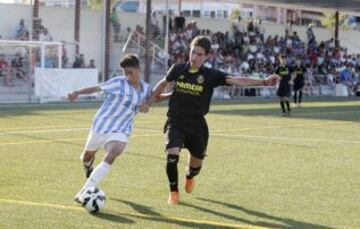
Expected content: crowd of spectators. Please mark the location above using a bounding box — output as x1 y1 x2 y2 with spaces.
165 18 360 95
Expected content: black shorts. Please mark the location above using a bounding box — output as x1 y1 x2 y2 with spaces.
277 84 291 97
163 118 209 160
293 81 304 91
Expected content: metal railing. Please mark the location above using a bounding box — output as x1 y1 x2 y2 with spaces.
122 30 167 68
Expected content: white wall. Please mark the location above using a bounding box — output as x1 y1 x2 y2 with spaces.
1 3 359 74
0 3 103 69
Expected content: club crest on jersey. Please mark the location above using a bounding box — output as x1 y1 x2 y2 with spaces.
197 75 204 84
179 75 185 80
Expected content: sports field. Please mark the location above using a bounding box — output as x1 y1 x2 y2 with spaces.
0 97 359 229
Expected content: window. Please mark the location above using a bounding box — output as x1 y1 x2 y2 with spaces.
182 10 191 17
114 1 139 12
192 10 200 18
203 11 210 18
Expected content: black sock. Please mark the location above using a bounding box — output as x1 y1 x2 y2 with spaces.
166 154 179 192
294 91 298 104
299 91 303 104
280 101 286 113
285 101 291 111
186 166 202 179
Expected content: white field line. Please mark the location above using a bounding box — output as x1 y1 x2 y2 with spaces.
0 127 160 135
0 133 163 146
213 121 351 133
0 198 263 229
212 133 360 145
0 120 353 136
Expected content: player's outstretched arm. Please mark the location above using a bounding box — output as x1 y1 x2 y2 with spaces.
225 74 279 87
68 85 101 102
148 78 172 105
156 92 173 102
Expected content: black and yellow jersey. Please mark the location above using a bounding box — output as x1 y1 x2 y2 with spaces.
275 65 293 86
165 63 228 122
293 65 306 83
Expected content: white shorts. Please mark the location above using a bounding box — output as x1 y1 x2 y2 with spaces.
84 130 129 151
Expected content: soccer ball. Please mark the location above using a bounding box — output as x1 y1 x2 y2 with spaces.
81 187 106 213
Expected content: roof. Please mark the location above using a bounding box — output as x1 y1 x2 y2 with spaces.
244 0 360 15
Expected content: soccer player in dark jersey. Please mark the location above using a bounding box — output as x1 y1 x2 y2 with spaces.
274 55 294 116
148 36 279 205
292 58 306 107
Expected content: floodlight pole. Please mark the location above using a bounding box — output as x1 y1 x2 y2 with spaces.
74 0 81 54
164 0 169 70
29 0 33 41
104 0 111 81
32 0 39 40
335 11 339 48
144 0 152 83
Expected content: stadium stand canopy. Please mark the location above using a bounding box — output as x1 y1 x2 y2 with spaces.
244 0 360 14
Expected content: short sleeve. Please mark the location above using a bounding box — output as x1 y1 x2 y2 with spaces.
100 76 124 95
165 64 182 82
274 67 280 75
208 68 229 88
144 83 152 101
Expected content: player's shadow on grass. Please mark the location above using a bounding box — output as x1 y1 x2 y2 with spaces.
92 211 135 224
111 198 234 228
195 198 334 229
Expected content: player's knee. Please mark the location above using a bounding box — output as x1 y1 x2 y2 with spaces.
167 154 179 164
81 151 95 162
189 166 202 176
104 149 122 164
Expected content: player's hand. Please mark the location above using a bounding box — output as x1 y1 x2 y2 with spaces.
139 102 150 113
264 75 279 86
67 91 79 102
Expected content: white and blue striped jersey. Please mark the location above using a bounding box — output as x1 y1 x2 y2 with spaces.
91 76 152 135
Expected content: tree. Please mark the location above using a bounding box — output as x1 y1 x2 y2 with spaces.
320 12 349 30
230 9 241 21
88 0 103 10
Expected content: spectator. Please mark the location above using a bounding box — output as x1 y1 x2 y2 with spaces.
174 12 185 31
15 19 27 39
39 28 53 42
33 17 43 40
73 54 85 68
61 43 68 68
87 59 96 68
306 24 316 47
0 54 12 86
10 53 27 81
44 51 55 68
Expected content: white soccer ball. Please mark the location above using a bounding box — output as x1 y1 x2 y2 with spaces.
81 187 106 213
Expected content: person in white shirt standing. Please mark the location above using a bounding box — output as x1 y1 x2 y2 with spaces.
68 54 166 203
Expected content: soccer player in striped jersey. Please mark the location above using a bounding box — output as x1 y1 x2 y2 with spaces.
68 54 165 203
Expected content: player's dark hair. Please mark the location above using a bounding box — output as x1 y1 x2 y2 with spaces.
120 54 140 68
190 36 211 55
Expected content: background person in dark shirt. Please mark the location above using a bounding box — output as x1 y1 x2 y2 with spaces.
274 55 294 116
148 36 279 205
292 57 307 107
174 12 185 31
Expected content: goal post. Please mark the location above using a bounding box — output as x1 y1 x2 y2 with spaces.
0 39 98 103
